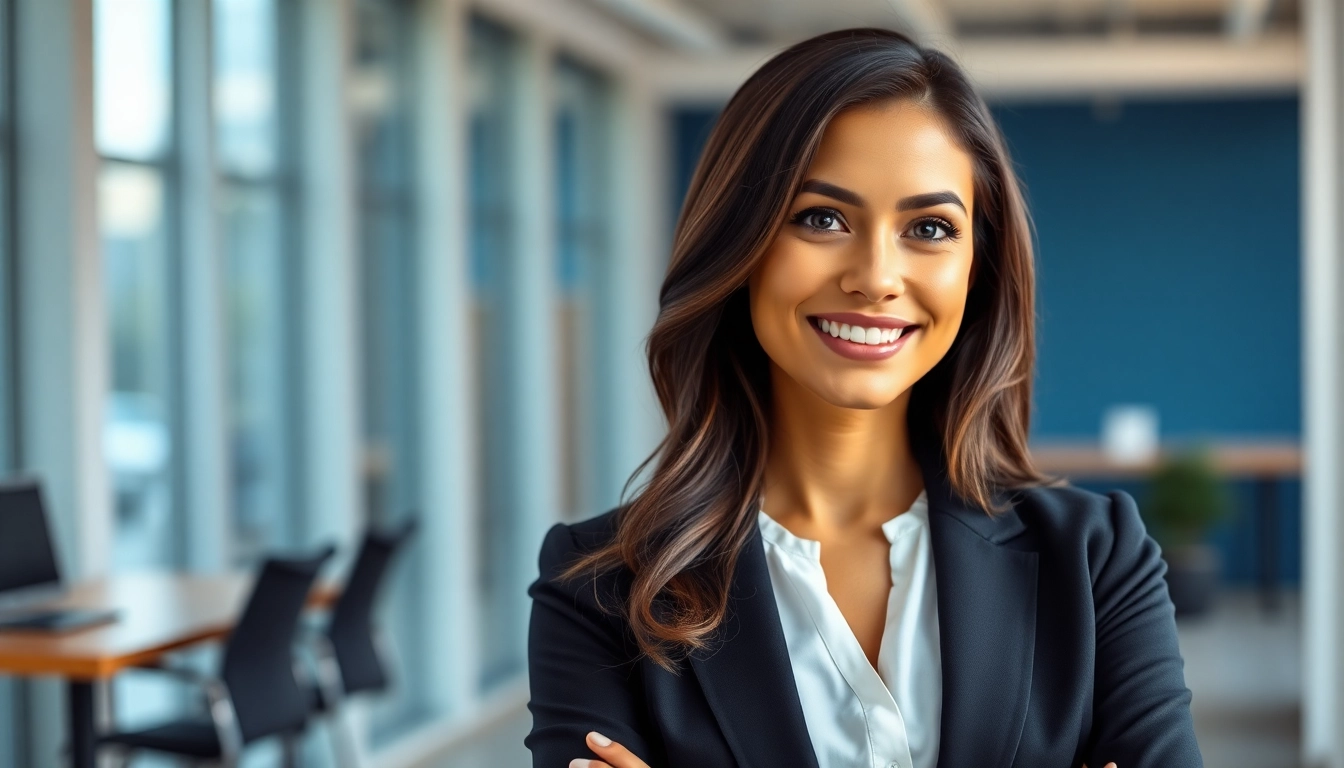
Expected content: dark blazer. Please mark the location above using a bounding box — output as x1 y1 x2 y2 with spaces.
525 434 1203 768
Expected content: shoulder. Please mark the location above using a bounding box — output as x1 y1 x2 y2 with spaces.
536 506 624 573
532 506 632 612
528 507 644 669
1007 483 1159 585
1009 483 1146 537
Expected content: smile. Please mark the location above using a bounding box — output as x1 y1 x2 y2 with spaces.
807 316 918 361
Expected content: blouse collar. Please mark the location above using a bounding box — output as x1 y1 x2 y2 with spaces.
756 489 930 561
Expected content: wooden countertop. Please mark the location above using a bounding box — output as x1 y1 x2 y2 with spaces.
1029 438 1303 479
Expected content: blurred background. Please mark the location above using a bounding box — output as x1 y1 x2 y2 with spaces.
0 0 1339 766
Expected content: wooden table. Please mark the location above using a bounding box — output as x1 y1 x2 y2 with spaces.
0 572 336 768
1030 438 1304 611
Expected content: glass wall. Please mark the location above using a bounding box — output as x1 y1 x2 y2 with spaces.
95 0 185 740
0 1 15 764
95 0 179 572
468 13 522 693
0 0 11 477
352 0 434 745
553 56 611 524
5 0 649 762
214 0 295 564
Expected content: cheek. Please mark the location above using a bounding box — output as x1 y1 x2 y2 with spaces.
751 242 826 338
915 252 974 321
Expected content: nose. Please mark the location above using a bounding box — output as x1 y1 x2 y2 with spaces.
839 225 905 303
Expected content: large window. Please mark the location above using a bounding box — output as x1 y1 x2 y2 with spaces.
468 14 523 691
95 0 184 739
95 0 178 572
553 56 612 524
352 0 433 744
214 0 294 564
0 3 15 762
0 0 12 476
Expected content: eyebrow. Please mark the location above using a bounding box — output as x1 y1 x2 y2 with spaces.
799 179 967 215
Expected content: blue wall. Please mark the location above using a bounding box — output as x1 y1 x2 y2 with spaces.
993 98 1301 439
670 96 1302 585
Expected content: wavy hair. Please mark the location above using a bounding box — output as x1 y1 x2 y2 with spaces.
558 26 1056 673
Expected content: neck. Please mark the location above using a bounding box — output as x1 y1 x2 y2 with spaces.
761 363 926 533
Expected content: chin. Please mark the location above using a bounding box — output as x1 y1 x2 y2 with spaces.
813 381 907 411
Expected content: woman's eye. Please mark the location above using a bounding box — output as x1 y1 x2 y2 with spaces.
908 217 960 241
791 207 846 233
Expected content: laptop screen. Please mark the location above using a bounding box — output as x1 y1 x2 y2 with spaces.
0 482 61 593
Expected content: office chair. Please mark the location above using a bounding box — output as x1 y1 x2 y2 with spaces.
98 544 336 768
306 518 418 768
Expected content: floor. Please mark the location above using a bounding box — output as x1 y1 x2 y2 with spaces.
1180 589 1302 768
425 588 1304 768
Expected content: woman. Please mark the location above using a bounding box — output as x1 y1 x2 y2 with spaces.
525 27 1202 768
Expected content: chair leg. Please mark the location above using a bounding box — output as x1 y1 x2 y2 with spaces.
327 710 363 768
280 734 299 768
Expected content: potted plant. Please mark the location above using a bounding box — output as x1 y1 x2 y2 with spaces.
1140 447 1231 617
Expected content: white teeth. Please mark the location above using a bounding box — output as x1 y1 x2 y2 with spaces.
817 319 909 346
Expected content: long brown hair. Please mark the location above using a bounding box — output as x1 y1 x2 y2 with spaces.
559 26 1055 673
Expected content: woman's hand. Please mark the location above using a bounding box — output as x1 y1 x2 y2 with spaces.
569 731 650 768
570 731 647 768
568 733 1118 768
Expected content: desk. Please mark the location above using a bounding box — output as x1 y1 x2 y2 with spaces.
1030 439 1304 612
0 572 336 768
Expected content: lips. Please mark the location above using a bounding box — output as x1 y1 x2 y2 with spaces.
807 315 919 362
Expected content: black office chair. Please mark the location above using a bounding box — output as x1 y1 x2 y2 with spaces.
98 544 336 768
306 519 418 768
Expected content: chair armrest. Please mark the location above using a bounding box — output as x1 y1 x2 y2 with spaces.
295 625 347 711
121 661 245 760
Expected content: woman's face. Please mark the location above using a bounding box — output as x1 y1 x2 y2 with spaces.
748 99 977 411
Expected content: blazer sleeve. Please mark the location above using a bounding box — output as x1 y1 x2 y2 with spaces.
1085 489 1204 767
524 521 661 768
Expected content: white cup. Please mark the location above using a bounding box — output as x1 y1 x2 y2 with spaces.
1101 404 1160 465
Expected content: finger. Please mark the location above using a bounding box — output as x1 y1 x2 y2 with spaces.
568 761 612 768
586 731 652 768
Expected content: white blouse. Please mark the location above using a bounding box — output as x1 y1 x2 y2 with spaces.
756 490 941 768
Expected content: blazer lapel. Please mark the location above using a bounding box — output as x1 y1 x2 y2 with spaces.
688 520 822 768
915 436 1039 768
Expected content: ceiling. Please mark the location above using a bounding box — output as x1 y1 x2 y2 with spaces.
580 0 1302 101
674 0 1299 44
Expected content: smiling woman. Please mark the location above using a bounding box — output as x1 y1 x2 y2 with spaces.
526 27 1202 768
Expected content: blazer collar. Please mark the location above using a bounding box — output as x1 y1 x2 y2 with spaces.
689 431 1038 768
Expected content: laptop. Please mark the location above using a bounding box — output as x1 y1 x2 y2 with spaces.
0 478 120 633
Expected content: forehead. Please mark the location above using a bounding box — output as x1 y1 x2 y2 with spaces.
804 100 975 204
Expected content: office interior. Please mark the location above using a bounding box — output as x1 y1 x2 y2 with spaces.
0 0 1342 766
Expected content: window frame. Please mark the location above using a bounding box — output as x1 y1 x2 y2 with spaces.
214 0 302 565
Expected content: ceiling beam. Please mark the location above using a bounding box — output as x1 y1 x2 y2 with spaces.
1225 0 1277 40
584 0 723 52
889 0 957 49
472 0 653 73
648 32 1303 103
